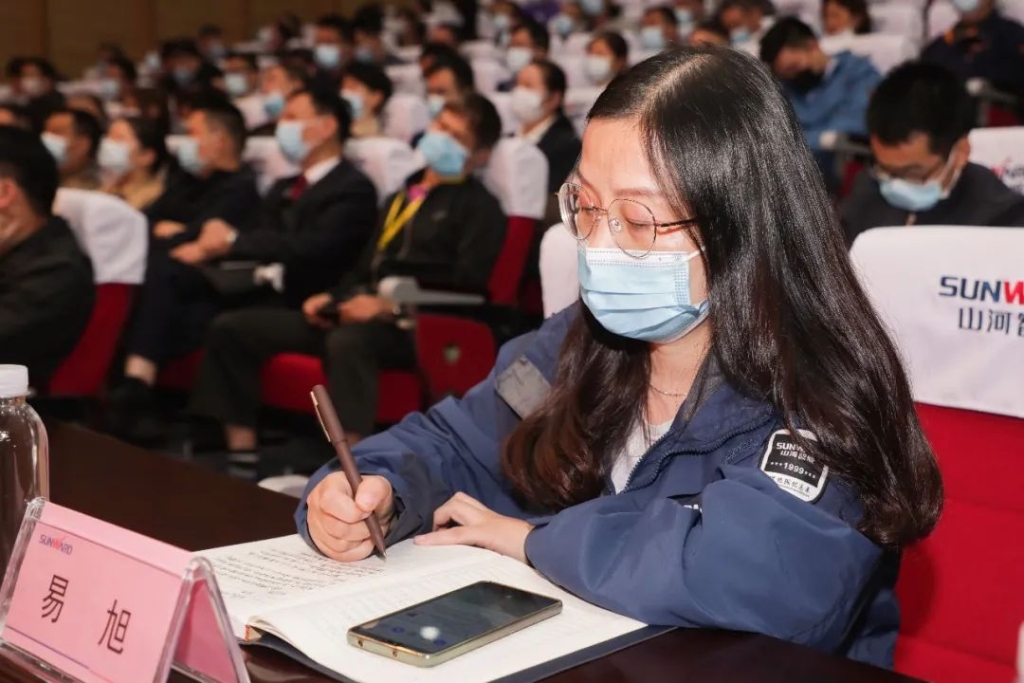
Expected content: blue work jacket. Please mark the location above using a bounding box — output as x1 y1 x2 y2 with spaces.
296 306 899 669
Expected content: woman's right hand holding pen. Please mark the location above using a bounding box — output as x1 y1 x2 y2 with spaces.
307 472 395 562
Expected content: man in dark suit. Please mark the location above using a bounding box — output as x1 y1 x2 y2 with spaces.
0 126 94 385
190 93 507 459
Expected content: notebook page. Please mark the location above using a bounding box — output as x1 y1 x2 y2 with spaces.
199 535 494 639
255 554 646 683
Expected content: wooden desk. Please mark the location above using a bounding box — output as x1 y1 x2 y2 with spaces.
0 422 921 683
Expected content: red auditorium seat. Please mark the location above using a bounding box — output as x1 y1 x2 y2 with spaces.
47 284 136 398
895 404 1024 683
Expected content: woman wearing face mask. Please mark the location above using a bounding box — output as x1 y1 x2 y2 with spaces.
822 0 872 37
100 117 171 211
340 63 394 139
585 32 629 87
299 47 943 670
512 59 581 194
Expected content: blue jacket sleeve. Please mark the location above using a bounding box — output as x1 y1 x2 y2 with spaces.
524 463 883 652
800 53 880 150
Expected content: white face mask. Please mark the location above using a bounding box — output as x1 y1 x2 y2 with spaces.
510 87 545 126
585 55 613 84
21 76 45 97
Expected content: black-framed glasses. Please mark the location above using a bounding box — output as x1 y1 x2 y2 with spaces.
557 182 697 258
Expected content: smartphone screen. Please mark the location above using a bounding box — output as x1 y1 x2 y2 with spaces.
349 582 561 656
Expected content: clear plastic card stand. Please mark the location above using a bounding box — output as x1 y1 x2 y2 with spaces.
0 498 251 683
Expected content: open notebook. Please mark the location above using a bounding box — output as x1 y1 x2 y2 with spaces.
198 536 662 683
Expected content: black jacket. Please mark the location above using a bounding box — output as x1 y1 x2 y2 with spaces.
536 113 582 194
145 166 261 247
330 170 507 300
841 162 1024 246
229 159 379 306
922 11 1024 95
0 216 94 384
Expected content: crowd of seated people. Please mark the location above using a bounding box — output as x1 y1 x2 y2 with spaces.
0 0 1022 472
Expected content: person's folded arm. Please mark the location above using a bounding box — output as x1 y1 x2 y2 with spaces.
0 253 91 359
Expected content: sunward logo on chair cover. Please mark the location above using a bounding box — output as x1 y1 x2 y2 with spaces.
992 157 1024 193
939 276 1024 305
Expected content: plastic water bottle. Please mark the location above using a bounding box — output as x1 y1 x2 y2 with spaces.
0 366 49 570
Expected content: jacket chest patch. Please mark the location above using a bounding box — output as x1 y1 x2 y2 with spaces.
495 355 550 419
759 429 828 503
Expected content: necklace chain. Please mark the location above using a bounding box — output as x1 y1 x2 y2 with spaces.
649 383 688 399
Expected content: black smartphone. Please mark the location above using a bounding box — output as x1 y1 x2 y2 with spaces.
347 581 563 667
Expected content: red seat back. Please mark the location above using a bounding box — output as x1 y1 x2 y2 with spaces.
487 216 537 307
47 284 135 398
895 403 1024 683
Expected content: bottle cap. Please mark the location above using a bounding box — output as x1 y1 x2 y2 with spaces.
0 365 29 399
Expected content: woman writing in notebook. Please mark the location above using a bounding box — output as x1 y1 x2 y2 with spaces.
297 47 943 669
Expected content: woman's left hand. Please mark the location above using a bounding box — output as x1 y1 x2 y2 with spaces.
415 493 534 564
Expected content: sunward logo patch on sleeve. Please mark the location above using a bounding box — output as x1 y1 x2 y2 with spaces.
759 429 828 503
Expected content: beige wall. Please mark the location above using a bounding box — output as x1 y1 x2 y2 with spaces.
0 0 380 82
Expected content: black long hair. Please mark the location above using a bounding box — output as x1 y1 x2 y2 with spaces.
502 47 942 549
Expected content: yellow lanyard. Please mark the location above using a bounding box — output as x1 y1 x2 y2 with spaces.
377 191 425 252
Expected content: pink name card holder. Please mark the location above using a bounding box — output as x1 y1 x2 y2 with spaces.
0 498 250 683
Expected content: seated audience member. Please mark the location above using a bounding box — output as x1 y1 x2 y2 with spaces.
760 17 879 184
689 19 731 46
43 108 103 190
841 62 1024 244
396 8 429 48
504 19 552 88
109 100 261 438
99 56 141 112
513 60 581 193
190 93 507 452
418 42 463 75
160 39 220 98
491 0 528 45
921 0 1024 95
585 31 630 86
551 4 583 39
8 57 65 131
198 24 227 63
822 0 872 37
425 55 476 118
89 42 127 78
429 22 462 48
341 63 393 139
0 105 33 130
100 117 171 211
0 126 94 384
717 0 771 44
222 53 267 130
352 5 403 66
582 0 625 32
673 0 706 31
252 64 308 135
66 94 109 131
640 6 682 51
258 13 303 54
312 14 354 91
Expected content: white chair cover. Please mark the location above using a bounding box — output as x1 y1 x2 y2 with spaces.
461 40 502 62
53 189 147 285
564 87 603 137
344 137 420 206
385 64 426 97
487 92 519 135
234 93 270 131
471 60 511 94
540 223 580 318
927 1 960 40
968 126 1024 194
870 3 925 44
850 225 1024 418
242 136 300 195
552 55 590 90
482 138 549 219
382 93 431 143
820 33 916 74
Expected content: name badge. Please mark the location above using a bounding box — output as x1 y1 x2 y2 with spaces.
0 499 248 683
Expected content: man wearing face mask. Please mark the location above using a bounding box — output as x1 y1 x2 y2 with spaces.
760 18 878 184
352 6 403 67
639 6 682 52
159 40 220 99
311 14 354 93
108 99 261 441
921 0 1024 95
841 62 1024 245
717 0 772 45
189 94 506 458
42 108 103 190
7 58 65 131
0 126 94 385
340 63 394 139
424 55 476 120
500 19 551 92
251 65 308 136
222 53 267 130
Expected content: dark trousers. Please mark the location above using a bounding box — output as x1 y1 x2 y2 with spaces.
189 309 416 436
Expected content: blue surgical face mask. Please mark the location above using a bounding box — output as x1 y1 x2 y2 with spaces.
952 0 980 13
578 246 710 343
585 55 613 83
224 73 250 98
263 91 286 118
315 44 342 69
41 133 67 168
341 90 365 120
552 13 575 37
98 138 132 176
493 13 512 31
506 46 533 72
675 8 694 27
98 78 121 100
730 27 752 44
878 155 958 212
174 137 204 176
641 26 668 50
416 130 469 177
581 0 605 16
426 94 446 119
275 120 310 165
355 46 376 63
